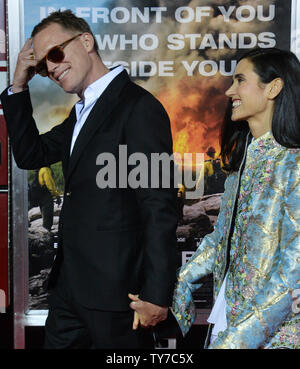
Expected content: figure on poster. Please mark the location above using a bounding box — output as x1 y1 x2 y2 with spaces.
176 183 185 222
203 146 226 195
0 10 178 349
171 48 300 349
28 166 61 232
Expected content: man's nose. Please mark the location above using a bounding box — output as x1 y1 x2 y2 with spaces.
46 59 59 75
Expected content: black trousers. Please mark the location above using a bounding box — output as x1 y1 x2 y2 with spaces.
44 266 154 349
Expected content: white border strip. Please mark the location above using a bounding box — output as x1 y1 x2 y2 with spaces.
7 0 28 350
291 0 300 58
8 0 24 83
0 70 7 95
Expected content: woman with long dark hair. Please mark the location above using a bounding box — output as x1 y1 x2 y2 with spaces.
171 48 300 349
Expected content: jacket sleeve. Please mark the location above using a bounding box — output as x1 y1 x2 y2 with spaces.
125 92 179 307
210 159 300 349
171 174 235 336
0 87 68 169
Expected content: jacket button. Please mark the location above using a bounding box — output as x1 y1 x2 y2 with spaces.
66 192 71 197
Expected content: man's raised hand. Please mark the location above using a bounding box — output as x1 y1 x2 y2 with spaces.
12 38 37 93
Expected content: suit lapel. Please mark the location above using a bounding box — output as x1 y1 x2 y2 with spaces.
61 106 76 178
65 70 130 187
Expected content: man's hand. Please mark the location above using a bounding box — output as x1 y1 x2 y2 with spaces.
128 293 168 330
12 38 37 93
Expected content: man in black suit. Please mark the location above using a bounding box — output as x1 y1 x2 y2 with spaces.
1 10 178 349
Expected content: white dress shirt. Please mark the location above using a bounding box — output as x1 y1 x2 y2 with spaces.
70 65 124 154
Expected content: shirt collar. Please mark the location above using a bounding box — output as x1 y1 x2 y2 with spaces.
76 65 124 109
247 130 281 157
250 130 273 147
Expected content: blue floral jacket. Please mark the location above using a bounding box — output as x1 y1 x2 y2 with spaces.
171 131 300 349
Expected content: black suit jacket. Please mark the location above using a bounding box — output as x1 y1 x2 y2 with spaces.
1 71 178 311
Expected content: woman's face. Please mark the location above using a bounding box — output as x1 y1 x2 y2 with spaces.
225 58 271 124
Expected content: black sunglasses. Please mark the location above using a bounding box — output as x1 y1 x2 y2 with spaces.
35 33 82 77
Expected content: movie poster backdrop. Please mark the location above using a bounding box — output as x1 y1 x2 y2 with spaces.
24 0 291 310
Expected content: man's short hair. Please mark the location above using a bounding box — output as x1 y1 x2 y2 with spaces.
31 9 99 54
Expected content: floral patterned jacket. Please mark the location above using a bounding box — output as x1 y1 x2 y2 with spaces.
171 131 300 349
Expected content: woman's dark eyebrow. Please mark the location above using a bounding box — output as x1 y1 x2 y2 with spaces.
233 73 245 80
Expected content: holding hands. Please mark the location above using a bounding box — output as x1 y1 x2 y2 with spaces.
128 293 168 330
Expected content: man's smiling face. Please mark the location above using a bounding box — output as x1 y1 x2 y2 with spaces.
33 23 93 98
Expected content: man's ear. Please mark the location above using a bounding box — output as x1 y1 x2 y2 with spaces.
268 77 283 99
81 32 94 53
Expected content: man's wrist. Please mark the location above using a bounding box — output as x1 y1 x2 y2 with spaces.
10 84 28 94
